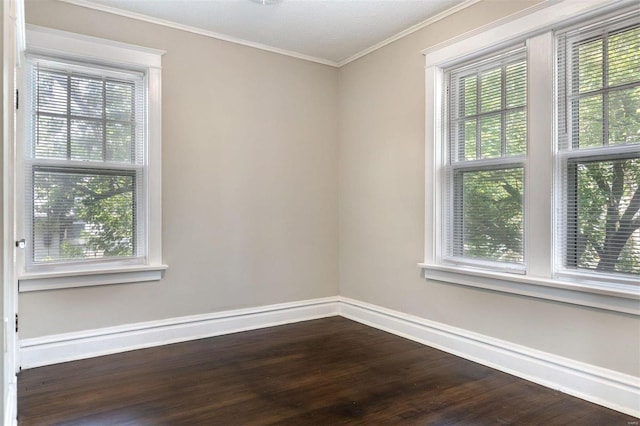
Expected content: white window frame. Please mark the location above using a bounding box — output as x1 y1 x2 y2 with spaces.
419 0 640 315
443 47 528 273
17 25 167 291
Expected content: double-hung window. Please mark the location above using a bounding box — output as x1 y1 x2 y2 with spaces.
18 26 166 291
422 1 639 314
557 14 640 282
445 48 527 272
25 58 144 267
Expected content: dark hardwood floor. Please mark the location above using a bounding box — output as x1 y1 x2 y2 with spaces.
18 317 636 425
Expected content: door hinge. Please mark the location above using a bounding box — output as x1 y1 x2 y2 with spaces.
15 313 18 333
15 89 19 110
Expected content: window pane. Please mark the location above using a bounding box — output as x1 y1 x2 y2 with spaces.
36 70 67 115
506 110 526 155
576 38 603 93
608 25 640 87
575 94 603 148
464 119 477 161
33 169 135 263
70 119 103 161
480 68 502 112
106 122 133 162
106 81 134 121
35 115 67 159
506 60 526 108
608 87 640 145
70 75 103 118
568 158 640 275
463 76 477 116
458 168 524 263
480 114 501 158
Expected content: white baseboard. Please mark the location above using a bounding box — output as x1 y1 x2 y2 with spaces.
19 296 339 369
338 296 640 418
4 381 16 426
18 295 639 418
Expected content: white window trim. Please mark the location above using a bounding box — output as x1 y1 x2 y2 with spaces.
420 0 640 315
17 25 167 291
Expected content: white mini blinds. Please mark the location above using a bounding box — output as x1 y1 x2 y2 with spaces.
24 56 147 269
422 2 639 314
556 12 640 278
445 48 527 270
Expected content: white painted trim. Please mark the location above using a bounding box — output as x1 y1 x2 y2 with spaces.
525 32 554 280
26 24 165 69
18 296 640 417
19 296 339 369
421 0 635 65
419 264 640 315
20 26 166 291
18 264 168 292
338 297 640 418
57 0 483 68
4 382 16 426
336 0 481 67
57 0 339 67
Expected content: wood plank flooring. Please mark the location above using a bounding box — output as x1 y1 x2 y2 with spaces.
18 317 636 425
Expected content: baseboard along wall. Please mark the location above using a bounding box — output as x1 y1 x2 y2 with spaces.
20 297 340 369
337 297 639 419
19 296 640 418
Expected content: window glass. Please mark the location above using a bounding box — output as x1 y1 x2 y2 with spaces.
26 59 145 268
446 49 527 267
559 18 640 277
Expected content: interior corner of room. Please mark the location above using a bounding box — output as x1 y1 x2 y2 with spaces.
2 0 640 424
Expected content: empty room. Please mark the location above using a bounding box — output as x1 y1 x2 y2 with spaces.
1 0 639 424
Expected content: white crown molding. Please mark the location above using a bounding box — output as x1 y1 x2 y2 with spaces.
56 0 483 68
337 0 482 67
57 0 340 67
338 297 640 418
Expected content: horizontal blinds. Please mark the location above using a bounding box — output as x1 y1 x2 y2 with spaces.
24 56 146 266
445 48 527 266
448 48 527 163
557 13 640 277
26 57 146 164
452 167 524 264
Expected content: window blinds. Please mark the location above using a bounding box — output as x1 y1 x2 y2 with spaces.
445 48 527 268
557 12 640 277
25 56 146 267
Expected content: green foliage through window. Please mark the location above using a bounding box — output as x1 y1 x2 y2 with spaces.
28 60 142 265
448 49 527 265
565 21 640 276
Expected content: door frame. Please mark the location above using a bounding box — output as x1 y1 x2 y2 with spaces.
3 0 24 423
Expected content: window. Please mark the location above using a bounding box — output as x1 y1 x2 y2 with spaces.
445 48 527 271
421 1 639 314
557 16 640 281
18 26 166 291
26 58 144 267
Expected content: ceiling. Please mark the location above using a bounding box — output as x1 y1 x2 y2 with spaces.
61 0 476 66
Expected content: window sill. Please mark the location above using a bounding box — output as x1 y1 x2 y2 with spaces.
418 263 640 315
18 264 168 292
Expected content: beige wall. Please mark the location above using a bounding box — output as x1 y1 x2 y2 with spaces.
338 0 640 377
21 0 339 337
19 0 640 379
